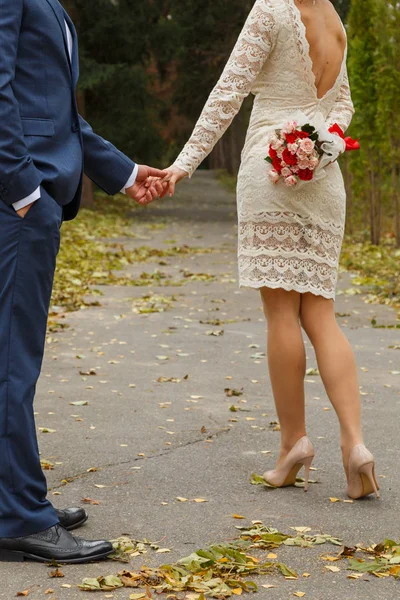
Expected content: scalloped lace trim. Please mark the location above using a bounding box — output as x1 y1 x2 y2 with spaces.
238 212 343 298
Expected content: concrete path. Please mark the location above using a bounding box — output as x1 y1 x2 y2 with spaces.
1 172 399 600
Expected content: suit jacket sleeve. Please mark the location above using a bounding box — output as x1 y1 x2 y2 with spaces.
0 0 43 206
79 116 136 195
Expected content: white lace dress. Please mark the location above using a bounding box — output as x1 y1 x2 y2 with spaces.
173 0 354 299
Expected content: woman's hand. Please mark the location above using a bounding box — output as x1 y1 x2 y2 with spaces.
161 165 189 198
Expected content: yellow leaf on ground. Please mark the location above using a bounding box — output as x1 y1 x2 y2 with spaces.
231 589 243 595
293 592 306 597
325 566 340 572
194 498 208 503
267 553 278 559
261 585 277 589
329 497 341 503
232 514 246 519
176 497 188 502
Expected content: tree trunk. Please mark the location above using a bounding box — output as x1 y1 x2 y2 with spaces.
76 90 94 208
369 152 381 246
393 162 400 248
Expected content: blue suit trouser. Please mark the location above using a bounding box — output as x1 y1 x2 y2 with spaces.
0 191 62 537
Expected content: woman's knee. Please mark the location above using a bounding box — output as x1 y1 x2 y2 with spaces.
260 287 301 324
300 293 335 340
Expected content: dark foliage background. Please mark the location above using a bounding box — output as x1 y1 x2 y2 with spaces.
64 1 400 246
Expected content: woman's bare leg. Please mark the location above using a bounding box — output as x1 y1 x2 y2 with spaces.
261 287 307 464
300 293 364 470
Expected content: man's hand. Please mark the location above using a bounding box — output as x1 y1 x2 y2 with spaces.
16 201 35 218
126 165 168 205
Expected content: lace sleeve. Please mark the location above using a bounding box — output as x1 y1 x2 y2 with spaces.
173 0 277 177
326 67 355 133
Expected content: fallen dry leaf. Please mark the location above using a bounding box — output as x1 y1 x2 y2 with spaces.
49 568 65 578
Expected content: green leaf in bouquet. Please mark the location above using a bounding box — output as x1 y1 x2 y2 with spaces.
301 124 316 135
265 156 273 164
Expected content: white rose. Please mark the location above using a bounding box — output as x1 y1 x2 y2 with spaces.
268 169 280 184
285 175 298 187
287 143 299 154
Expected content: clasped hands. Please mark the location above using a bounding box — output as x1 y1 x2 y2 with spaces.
126 165 188 205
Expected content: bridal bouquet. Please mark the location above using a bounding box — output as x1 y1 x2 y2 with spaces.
265 112 360 188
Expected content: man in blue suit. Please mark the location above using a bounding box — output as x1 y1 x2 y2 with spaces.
0 0 166 563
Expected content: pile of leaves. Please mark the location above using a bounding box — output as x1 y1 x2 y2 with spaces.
77 524 339 597
347 538 400 578
52 194 213 317
77 524 400 597
53 195 135 314
339 237 400 315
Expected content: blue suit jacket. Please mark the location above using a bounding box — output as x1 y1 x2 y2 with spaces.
0 0 136 221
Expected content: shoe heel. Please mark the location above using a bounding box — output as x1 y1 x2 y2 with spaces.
360 462 380 499
302 456 314 493
0 550 24 562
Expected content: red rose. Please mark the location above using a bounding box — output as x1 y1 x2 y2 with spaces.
282 148 298 166
298 168 313 182
296 130 310 139
272 157 283 173
285 132 298 144
269 147 278 159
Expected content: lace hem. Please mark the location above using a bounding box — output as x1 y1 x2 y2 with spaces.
238 211 343 298
239 276 337 300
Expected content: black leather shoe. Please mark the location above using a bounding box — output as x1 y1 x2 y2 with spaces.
56 507 88 531
0 524 113 564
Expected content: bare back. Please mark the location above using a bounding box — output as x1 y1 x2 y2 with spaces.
295 0 347 99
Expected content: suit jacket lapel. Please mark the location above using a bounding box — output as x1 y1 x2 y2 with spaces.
44 0 72 75
63 11 79 86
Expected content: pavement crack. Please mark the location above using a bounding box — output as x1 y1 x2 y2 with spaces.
48 426 231 491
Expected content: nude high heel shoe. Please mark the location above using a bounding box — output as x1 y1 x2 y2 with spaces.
347 444 380 500
263 436 315 492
